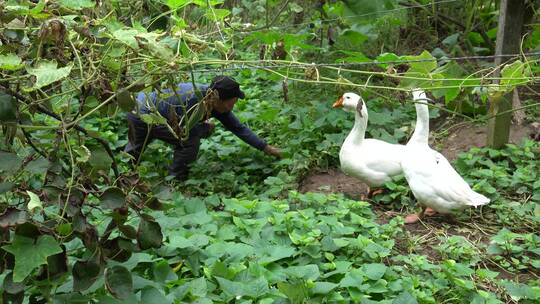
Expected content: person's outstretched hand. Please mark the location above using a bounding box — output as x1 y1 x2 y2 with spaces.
201 120 215 138
264 145 282 158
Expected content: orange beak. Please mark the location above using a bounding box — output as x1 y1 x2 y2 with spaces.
332 96 344 108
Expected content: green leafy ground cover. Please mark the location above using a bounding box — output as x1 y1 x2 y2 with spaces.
68 78 539 303
57 144 540 303
1 64 539 304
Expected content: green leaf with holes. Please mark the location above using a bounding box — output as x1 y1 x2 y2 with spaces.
135 32 174 61
405 50 437 73
501 60 529 92
3 234 62 282
26 61 73 91
113 29 139 49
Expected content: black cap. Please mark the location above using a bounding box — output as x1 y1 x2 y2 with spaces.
209 76 245 100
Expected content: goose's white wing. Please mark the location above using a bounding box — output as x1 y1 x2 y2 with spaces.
361 139 404 173
340 139 405 186
403 146 490 212
431 151 487 206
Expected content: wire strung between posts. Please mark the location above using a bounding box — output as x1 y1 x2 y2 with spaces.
190 52 540 73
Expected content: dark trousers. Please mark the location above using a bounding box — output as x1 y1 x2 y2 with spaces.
124 113 206 180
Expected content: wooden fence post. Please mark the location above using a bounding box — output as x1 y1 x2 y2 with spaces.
487 0 526 149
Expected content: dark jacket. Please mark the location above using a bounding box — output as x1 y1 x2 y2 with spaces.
135 83 267 150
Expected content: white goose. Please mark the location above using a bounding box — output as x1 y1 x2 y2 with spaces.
402 90 490 223
333 93 405 196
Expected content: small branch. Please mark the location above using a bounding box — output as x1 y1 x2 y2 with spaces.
265 0 269 27
21 126 48 159
224 0 290 32
399 1 495 52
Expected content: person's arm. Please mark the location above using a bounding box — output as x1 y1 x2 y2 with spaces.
215 111 267 150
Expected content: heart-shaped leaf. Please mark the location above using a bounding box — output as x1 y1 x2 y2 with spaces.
100 187 125 210
141 286 171 303
116 89 135 112
0 208 27 228
102 237 133 262
216 276 269 298
56 223 72 236
25 157 50 175
311 281 338 294
73 260 101 292
0 182 14 194
137 217 163 250
88 146 112 171
2 272 25 294
363 263 387 280
393 291 418 304
282 264 320 280
277 281 308 303
501 280 540 301
119 224 137 239
104 265 133 300
0 92 16 123
26 190 43 212
153 260 178 283
406 50 437 74
0 151 22 173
